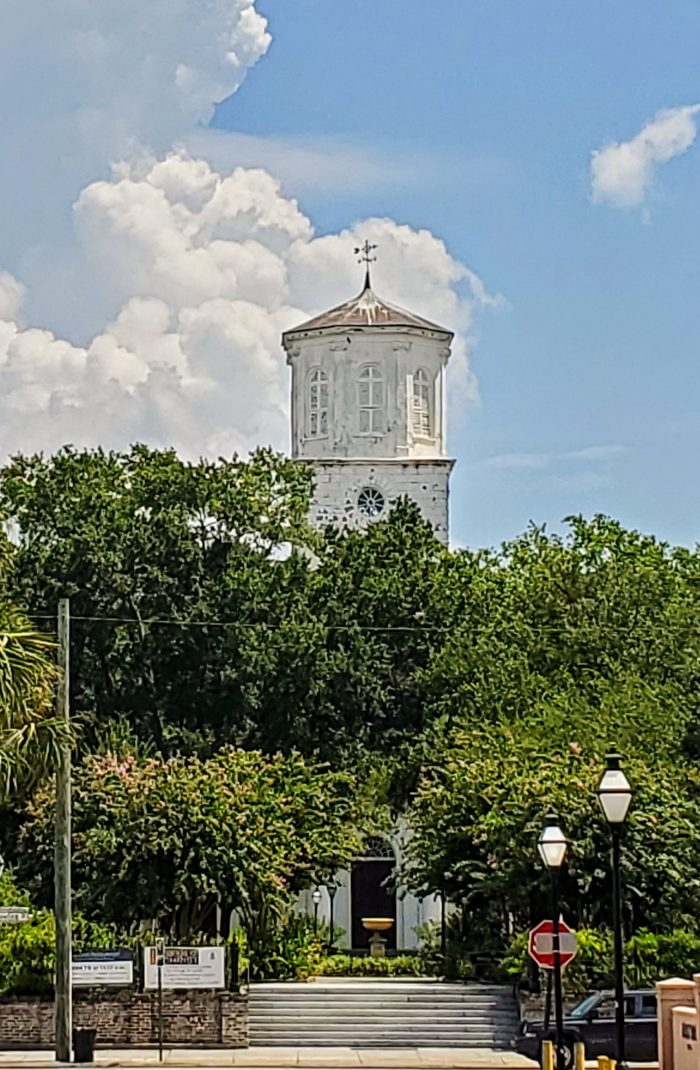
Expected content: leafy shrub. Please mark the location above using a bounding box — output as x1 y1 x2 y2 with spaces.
502 928 614 996
0 872 141 997
0 911 55 996
228 927 250 984
249 912 326 981
415 919 476 981
317 954 423 977
502 927 700 996
562 929 614 995
0 908 123 997
0 872 31 909
626 929 700 986
499 930 530 985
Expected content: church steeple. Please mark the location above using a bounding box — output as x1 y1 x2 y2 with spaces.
281 250 455 544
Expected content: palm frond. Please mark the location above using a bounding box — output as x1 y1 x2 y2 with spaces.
0 605 65 800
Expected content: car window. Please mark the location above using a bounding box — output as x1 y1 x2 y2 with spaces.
640 995 657 1018
569 995 599 1019
596 999 616 1019
624 996 636 1018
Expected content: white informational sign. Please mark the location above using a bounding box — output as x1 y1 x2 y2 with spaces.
0 907 31 924
72 950 134 986
144 946 225 990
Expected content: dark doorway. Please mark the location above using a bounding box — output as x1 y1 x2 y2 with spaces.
350 838 397 950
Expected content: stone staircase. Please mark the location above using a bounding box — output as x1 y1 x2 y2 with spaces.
248 979 520 1048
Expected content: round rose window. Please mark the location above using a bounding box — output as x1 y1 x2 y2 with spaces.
357 487 385 519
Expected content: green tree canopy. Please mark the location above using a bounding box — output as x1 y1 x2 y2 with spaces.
5 443 700 947
403 517 700 944
0 445 316 754
20 747 361 954
0 446 453 763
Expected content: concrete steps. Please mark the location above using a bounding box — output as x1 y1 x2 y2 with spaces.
248 980 520 1048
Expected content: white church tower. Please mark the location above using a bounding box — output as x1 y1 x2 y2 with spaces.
285 247 450 949
282 244 454 543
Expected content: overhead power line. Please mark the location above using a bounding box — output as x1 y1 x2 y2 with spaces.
27 613 440 634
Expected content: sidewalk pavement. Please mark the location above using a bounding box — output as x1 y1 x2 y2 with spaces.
0 1049 539 1069
0 1052 659 1070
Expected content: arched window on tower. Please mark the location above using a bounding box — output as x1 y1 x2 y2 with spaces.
307 367 329 438
358 365 384 434
412 368 432 437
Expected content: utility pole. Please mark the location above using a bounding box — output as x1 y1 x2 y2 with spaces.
55 598 72 1062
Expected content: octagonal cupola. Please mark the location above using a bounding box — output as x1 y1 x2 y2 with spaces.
283 267 453 463
281 248 455 543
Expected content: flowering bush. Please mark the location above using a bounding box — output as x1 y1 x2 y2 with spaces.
20 748 361 969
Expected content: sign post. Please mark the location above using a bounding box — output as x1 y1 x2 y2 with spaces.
528 919 578 970
155 939 165 1064
54 597 72 1065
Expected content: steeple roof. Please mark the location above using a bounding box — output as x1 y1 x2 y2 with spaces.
283 280 453 339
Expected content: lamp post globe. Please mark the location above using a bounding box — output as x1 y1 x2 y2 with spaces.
538 816 568 870
312 888 321 935
597 752 632 825
598 752 632 1070
538 814 568 1070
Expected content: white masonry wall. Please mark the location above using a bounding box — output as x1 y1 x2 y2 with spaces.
309 458 453 545
287 329 450 462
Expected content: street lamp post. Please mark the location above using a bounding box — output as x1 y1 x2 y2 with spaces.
325 879 338 953
538 814 568 1070
597 752 633 1069
312 888 321 936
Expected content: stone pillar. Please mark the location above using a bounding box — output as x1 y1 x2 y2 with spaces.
672 1006 699 1070
657 978 697 1070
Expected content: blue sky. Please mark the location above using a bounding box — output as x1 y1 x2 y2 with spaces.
213 0 700 550
1 1 698 552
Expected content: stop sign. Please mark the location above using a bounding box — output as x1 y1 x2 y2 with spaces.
528 919 578 970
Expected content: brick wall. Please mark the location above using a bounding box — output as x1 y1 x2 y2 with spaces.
0 991 248 1050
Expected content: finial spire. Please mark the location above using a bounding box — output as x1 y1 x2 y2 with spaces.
354 239 378 290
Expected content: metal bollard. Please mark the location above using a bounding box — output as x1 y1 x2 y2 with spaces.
597 1058 609 1070
574 1042 585 1070
542 1039 555 1070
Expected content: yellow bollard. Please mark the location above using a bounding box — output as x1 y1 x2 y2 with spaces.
542 1039 555 1070
608 1061 616 1070
598 1057 610 1070
574 1042 585 1070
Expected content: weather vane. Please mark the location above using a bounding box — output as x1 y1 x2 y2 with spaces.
354 239 378 289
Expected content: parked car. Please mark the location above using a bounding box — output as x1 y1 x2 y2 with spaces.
514 989 658 1067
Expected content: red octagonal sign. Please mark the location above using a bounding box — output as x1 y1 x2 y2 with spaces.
528 919 578 970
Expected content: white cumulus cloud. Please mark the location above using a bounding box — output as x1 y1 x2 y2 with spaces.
0 154 486 459
0 0 271 308
0 1 489 462
591 104 700 208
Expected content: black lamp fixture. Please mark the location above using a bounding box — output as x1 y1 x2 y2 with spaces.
538 814 568 1070
325 878 338 953
597 752 633 1069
